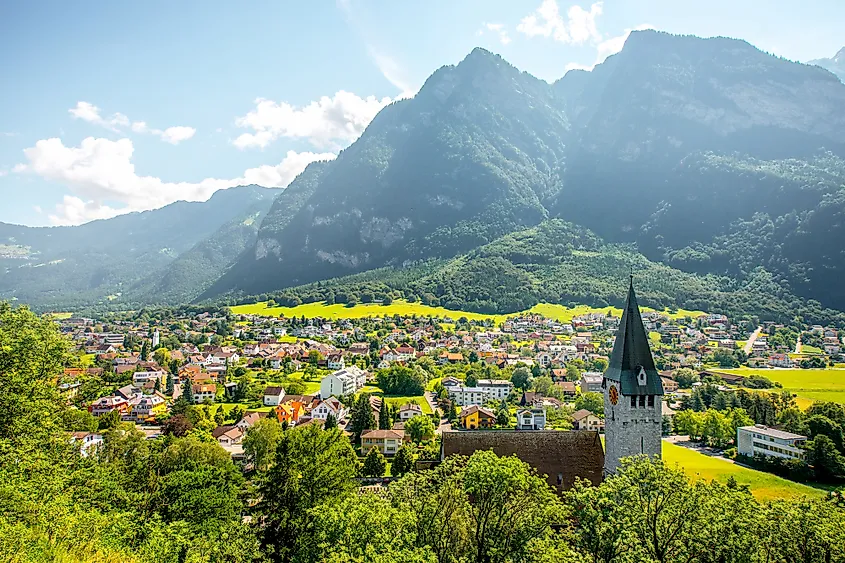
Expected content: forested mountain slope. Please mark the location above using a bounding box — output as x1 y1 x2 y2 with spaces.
213 30 845 314
0 185 276 309
809 47 845 82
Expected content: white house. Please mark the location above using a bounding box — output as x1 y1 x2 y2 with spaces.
737 424 807 461
132 370 167 388
516 408 546 430
70 432 104 457
263 386 286 406
311 397 348 421
327 354 345 370
192 384 217 403
398 403 423 421
320 366 367 398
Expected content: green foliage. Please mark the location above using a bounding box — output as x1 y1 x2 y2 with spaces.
392 444 415 477
405 416 436 444
243 417 284 472
575 392 604 416
362 447 387 477
377 365 427 396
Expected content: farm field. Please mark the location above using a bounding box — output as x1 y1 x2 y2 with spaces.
662 441 824 501
231 300 706 324
722 368 845 406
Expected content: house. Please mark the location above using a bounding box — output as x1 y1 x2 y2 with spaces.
130 394 167 422
383 345 416 363
660 376 679 393
516 408 546 430
320 366 367 398
70 431 104 457
555 381 578 398
459 405 497 429
361 429 406 456
192 384 217 403
312 397 348 421
572 409 604 432
438 352 465 365
275 401 307 426
398 403 424 421
212 425 244 447
347 342 370 355
768 354 793 368
737 424 807 461
580 372 603 394
326 354 345 370
89 396 129 416
132 370 167 388
236 412 262 432
263 386 286 406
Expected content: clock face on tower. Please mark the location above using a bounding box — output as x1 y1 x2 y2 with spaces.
608 384 619 405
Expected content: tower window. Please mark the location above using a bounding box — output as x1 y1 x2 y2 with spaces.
638 395 646 407
630 396 637 408
648 395 655 407
557 473 563 486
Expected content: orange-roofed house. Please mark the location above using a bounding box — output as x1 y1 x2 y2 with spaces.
275 401 306 426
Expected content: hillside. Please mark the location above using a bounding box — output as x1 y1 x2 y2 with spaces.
0 185 277 309
208 31 845 317
235 219 845 326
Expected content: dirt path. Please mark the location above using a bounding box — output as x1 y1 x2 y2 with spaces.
743 326 762 355
795 334 802 354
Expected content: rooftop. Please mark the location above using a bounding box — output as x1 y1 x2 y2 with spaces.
740 425 807 441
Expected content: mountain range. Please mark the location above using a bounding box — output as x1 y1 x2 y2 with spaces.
809 47 845 82
5 30 845 324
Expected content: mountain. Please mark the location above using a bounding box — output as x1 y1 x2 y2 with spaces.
809 47 845 82
0 185 277 309
209 30 845 317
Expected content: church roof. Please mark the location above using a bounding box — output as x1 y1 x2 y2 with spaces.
603 277 664 396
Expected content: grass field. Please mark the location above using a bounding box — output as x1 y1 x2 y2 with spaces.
723 368 845 406
46 311 73 319
662 441 823 501
381 395 433 414
232 300 707 324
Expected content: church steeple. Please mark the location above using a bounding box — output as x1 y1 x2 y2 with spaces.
602 276 664 475
604 276 664 396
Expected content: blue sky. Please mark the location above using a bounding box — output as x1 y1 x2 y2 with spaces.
1 0 843 226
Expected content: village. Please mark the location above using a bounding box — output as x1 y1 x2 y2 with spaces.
54 301 845 486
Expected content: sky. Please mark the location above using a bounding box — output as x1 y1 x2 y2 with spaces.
1 0 843 227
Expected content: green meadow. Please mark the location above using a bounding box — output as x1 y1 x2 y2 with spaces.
722 368 845 407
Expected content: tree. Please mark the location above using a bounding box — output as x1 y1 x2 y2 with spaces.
448 400 459 423
379 399 391 430
161 414 194 437
496 407 510 427
807 434 845 483
324 413 338 430
140 340 150 361
153 347 171 367
377 365 427 395
256 424 358 563
533 375 554 396
349 394 377 442
182 380 194 403
243 417 284 473
462 450 565 563
97 408 122 431
575 392 604 416
802 415 844 451
465 373 478 388
512 366 532 391
674 368 699 389
468 350 479 363
405 415 436 443
565 363 581 381
165 371 174 395
392 444 415 477
362 446 387 477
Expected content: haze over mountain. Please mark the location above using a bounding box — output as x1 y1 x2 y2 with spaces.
809 47 845 82
206 30 845 317
0 185 277 309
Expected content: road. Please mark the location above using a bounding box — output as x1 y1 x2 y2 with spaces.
795 334 802 354
743 326 762 355
425 390 451 433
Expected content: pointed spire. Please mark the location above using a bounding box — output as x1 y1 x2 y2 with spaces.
603 277 664 395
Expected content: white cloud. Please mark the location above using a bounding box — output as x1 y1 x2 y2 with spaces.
160 126 196 144
233 90 393 150
481 22 512 45
367 48 418 99
14 136 334 225
69 101 196 145
517 0 603 44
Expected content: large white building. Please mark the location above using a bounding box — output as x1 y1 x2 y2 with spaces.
737 424 807 460
444 379 513 406
320 366 367 398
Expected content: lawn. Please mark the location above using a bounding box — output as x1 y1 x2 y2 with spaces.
662 441 824 501
285 372 322 395
45 311 72 320
381 395 433 414
722 368 845 407
231 300 707 324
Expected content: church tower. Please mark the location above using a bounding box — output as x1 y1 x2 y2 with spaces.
603 276 665 475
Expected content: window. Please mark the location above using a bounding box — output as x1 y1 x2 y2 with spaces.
647 395 655 407
638 395 646 407
557 473 563 486
630 396 637 408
